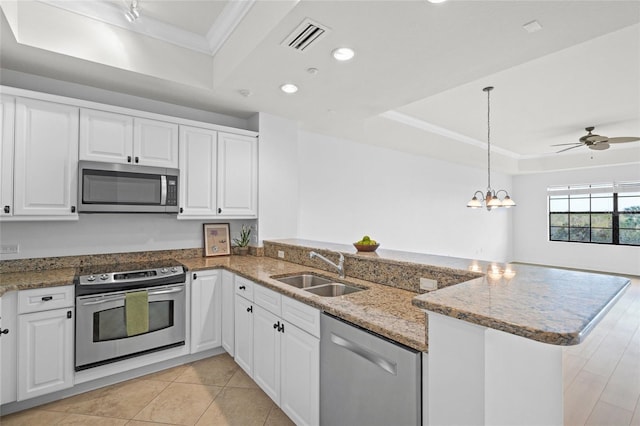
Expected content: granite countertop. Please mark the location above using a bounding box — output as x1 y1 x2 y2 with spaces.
412 263 630 345
269 239 631 346
178 256 427 351
0 240 631 350
0 255 427 352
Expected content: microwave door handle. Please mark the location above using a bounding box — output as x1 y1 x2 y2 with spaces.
148 287 184 296
160 175 167 205
81 295 126 306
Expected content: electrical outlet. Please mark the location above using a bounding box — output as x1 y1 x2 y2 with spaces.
278 250 285 259
420 277 438 291
0 244 19 254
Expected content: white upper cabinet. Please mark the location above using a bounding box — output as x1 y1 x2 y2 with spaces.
178 125 217 217
133 117 179 168
0 95 15 217
178 128 258 219
79 109 133 163
217 132 258 217
13 98 79 218
80 109 178 168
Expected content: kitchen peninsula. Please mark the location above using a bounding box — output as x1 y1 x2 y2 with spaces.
0 239 630 425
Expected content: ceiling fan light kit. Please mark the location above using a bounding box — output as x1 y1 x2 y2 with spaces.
467 86 516 211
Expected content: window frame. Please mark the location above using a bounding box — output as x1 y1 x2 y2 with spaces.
547 183 640 247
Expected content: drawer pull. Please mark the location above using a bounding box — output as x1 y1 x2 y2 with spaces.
239 285 246 290
41 296 53 302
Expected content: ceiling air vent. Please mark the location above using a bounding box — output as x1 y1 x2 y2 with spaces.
282 18 329 52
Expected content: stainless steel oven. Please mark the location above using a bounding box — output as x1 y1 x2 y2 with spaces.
75 262 186 371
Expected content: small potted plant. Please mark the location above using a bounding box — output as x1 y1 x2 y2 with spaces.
233 224 251 256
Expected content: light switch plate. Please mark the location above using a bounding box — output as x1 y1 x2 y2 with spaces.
278 250 285 259
420 277 438 291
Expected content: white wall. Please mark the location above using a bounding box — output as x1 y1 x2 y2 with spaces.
256 113 300 242
512 164 640 276
296 131 514 262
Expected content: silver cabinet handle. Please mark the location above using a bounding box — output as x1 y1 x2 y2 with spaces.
330 332 397 375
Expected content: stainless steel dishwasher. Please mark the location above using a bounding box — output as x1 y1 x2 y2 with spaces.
320 313 422 426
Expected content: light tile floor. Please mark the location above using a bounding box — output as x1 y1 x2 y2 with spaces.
0 354 295 426
2 277 638 426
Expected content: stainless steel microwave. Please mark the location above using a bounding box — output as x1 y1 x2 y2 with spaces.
78 161 179 213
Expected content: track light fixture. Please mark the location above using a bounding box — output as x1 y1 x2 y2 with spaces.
124 0 140 23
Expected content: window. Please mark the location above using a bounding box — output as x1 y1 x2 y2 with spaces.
548 181 640 246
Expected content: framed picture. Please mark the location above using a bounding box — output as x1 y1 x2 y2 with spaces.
203 223 231 257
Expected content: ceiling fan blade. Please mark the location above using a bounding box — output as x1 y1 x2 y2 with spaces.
585 135 609 143
551 142 582 147
557 145 583 153
588 142 610 151
606 136 640 144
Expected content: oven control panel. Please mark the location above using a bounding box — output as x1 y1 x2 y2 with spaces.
77 265 185 286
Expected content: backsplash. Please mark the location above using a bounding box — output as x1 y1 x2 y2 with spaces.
264 240 482 293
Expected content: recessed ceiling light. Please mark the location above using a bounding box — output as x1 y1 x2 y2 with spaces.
427 0 448 3
332 47 355 61
280 83 298 94
523 20 543 33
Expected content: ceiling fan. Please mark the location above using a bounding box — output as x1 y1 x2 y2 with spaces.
552 126 640 153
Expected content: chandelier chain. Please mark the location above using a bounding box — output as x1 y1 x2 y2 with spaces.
486 87 491 192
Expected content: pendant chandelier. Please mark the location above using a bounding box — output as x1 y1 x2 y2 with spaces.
467 86 516 210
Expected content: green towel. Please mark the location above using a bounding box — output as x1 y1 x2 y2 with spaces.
126 290 149 336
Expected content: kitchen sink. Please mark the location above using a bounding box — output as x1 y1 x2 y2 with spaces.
274 273 334 288
304 283 363 297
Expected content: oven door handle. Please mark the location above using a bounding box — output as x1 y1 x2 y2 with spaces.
148 287 184 296
80 295 125 305
79 286 183 306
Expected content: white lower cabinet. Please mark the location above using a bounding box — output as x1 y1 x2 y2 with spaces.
18 306 74 400
221 270 235 356
190 270 222 353
234 294 254 376
232 278 319 426
253 305 281 403
280 320 320 426
1 292 17 405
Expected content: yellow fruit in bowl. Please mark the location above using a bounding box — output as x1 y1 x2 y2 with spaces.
362 235 371 242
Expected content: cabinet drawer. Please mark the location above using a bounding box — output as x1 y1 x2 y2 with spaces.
235 276 254 301
18 285 74 314
282 296 320 338
254 285 282 317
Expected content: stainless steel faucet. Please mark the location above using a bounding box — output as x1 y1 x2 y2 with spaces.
309 251 345 278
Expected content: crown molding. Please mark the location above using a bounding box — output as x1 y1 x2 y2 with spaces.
37 0 255 56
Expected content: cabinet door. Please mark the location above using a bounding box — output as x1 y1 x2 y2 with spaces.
14 98 78 217
17 308 74 401
253 305 281 405
178 125 217 217
0 292 17 404
0 95 15 217
190 270 222 353
234 295 254 377
221 270 235 356
133 118 178 168
79 109 133 163
217 133 257 217
280 322 319 426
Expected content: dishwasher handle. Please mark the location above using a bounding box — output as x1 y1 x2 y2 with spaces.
330 332 397 375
